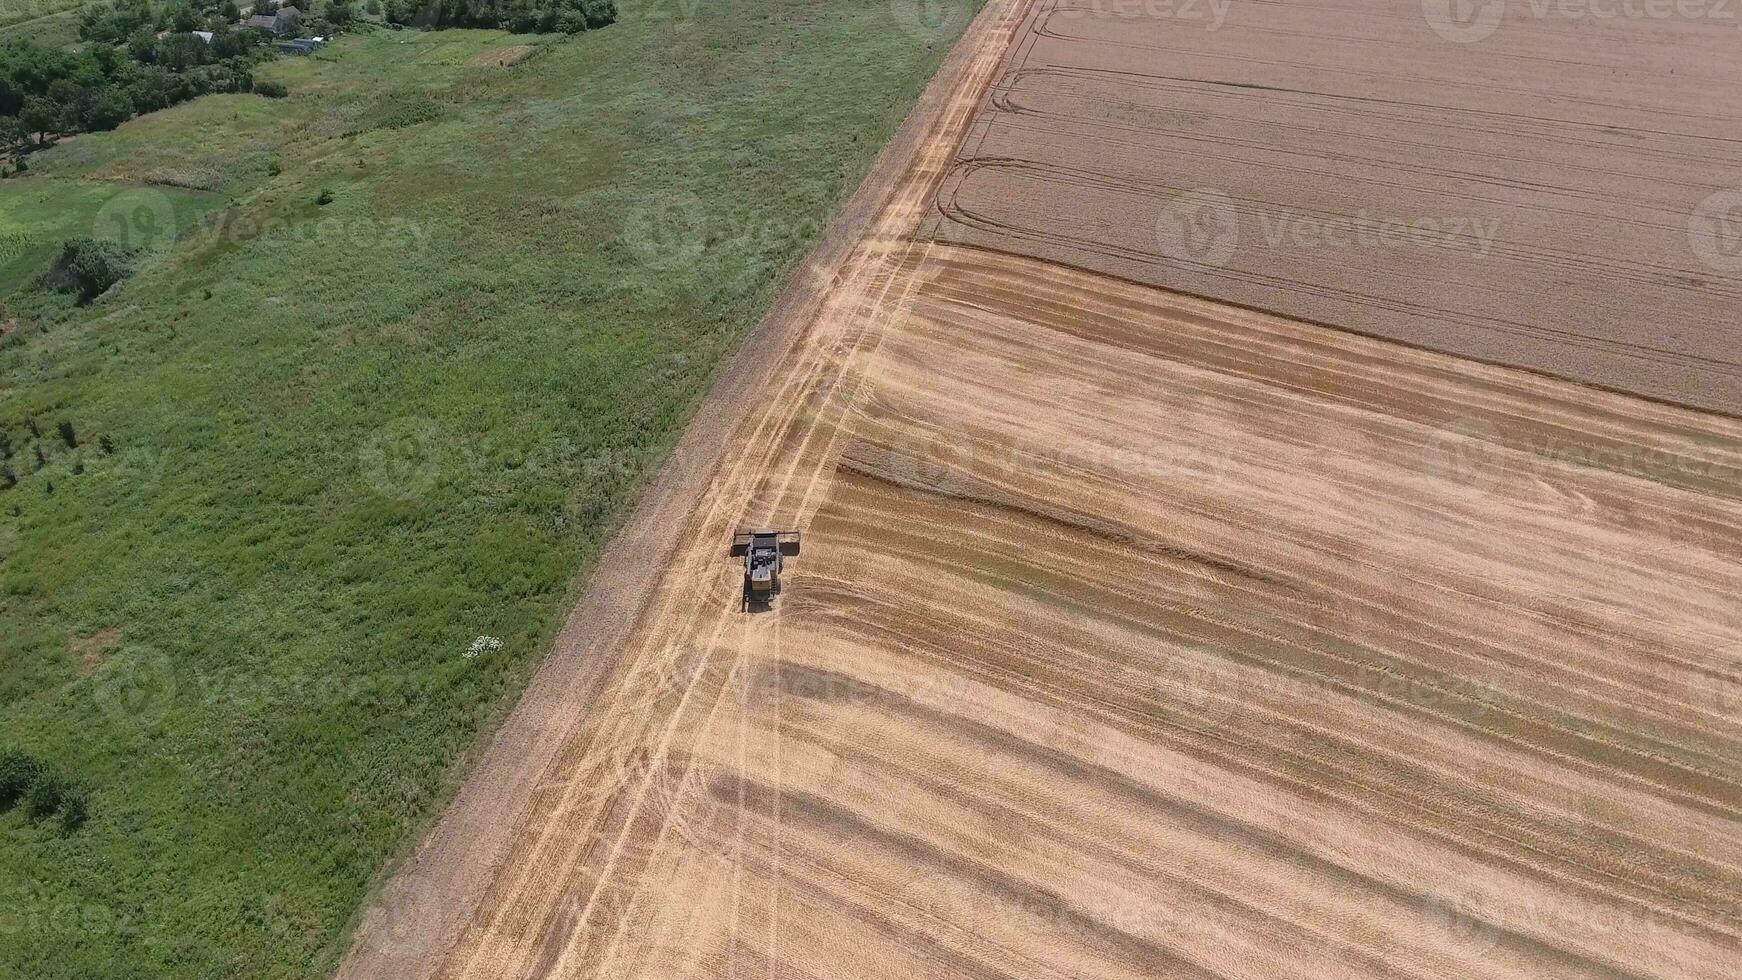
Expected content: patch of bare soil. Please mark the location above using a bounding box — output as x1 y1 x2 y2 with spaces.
67 628 121 675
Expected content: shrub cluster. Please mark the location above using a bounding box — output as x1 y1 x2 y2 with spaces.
0 750 88 832
0 28 263 148
43 239 141 303
385 0 616 34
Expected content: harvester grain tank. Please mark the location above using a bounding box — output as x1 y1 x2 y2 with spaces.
730 529 801 610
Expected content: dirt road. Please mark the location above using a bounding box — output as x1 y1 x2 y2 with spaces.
338 0 1742 977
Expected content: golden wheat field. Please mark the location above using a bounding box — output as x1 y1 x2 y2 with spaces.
338 1 1742 977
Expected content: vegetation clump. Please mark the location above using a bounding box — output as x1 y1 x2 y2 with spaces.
0 750 87 831
0 750 42 809
42 239 140 303
1 5 268 149
386 0 617 34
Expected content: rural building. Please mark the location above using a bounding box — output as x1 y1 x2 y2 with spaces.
273 36 327 55
246 5 302 34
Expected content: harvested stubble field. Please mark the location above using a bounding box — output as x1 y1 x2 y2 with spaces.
342 0 1742 978
924 0 1742 414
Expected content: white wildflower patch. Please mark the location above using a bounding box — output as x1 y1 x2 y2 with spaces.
465 635 503 660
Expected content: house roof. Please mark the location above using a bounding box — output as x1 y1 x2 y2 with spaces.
278 5 302 14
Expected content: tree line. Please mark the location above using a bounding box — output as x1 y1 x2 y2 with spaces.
1 0 283 150
1 0 616 153
384 0 616 34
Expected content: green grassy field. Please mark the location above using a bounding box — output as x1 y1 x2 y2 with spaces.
0 0 87 32
0 180 225 294
0 5 976 978
0 8 80 46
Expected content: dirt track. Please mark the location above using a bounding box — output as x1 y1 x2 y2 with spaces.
337 0 1742 977
925 0 1742 414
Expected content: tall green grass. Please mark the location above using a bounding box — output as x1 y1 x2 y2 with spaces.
0 4 978 977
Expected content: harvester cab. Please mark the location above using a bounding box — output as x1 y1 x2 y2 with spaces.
729 529 801 610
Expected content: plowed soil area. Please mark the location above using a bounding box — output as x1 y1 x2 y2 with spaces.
923 0 1742 414
338 1 1742 977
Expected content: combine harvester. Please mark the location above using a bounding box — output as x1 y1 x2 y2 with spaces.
729 529 801 611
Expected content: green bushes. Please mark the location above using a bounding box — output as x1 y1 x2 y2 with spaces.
254 80 288 99
0 750 42 809
0 4 272 150
43 239 141 303
384 0 617 34
0 750 86 831
25 772 70 822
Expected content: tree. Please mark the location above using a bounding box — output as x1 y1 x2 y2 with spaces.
128 26 158 65
169 0 202 32
19 95 66 145
83 87 135 131
0 116 27 152
576 0 615 30
156 32 207 72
